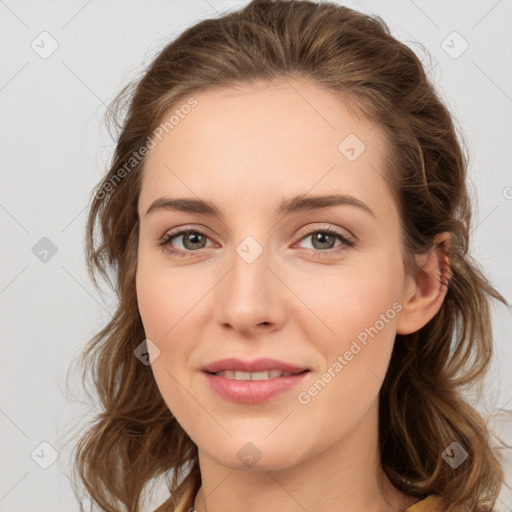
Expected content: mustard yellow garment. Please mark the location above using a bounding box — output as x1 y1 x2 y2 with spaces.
405 495 445 511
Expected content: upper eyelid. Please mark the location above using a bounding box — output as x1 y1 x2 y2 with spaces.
295 223 355 241
163 223 354 237
162 224 356 246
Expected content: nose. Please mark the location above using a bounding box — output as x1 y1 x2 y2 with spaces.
214 239 285 336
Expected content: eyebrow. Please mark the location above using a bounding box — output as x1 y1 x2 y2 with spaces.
144 193 375 219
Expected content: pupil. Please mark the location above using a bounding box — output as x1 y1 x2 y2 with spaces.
314 233 334 249
186 232 204 249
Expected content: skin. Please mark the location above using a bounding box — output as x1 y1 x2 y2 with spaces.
135 79 451 512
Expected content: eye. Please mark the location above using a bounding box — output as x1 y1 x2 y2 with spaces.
157 225 357 258
158 228 214 257
294 226 356 257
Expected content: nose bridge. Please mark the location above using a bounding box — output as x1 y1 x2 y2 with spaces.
215 231 281 331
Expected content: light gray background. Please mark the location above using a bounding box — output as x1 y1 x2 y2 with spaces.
1 1 511 511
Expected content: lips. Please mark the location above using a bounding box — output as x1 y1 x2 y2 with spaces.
203 369 310 403
201 357 309 374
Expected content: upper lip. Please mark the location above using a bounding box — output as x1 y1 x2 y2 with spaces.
202 357 309 374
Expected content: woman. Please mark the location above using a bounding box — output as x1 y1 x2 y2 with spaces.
71 1 507 510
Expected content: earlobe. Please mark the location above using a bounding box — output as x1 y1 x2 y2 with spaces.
396 233 452 335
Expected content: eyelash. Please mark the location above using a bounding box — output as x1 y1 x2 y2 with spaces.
157 226 357 258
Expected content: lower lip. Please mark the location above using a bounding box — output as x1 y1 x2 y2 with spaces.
203 371 310 404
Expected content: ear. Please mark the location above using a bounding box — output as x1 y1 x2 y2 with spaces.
396 232 452 335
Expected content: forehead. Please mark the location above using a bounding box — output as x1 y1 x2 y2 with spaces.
147 78 383 154
138 79 392 219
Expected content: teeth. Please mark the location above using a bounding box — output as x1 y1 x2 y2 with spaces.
214 369 295 380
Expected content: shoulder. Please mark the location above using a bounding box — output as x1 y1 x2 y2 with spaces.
405 495 445 511
405 495 468 512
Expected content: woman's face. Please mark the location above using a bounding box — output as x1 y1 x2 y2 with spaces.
136 79 415 471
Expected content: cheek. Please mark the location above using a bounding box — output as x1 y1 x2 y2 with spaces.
136 271 172 340
293 269 402 439
136 260 198 424
135 249 195 341
332 279 400 344
135 257 186 381
300 257 403 341
300 255 404 384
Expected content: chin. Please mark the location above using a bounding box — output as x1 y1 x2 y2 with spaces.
200 435 305 472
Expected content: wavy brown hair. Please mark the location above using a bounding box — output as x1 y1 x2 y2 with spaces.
67 1 508 511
